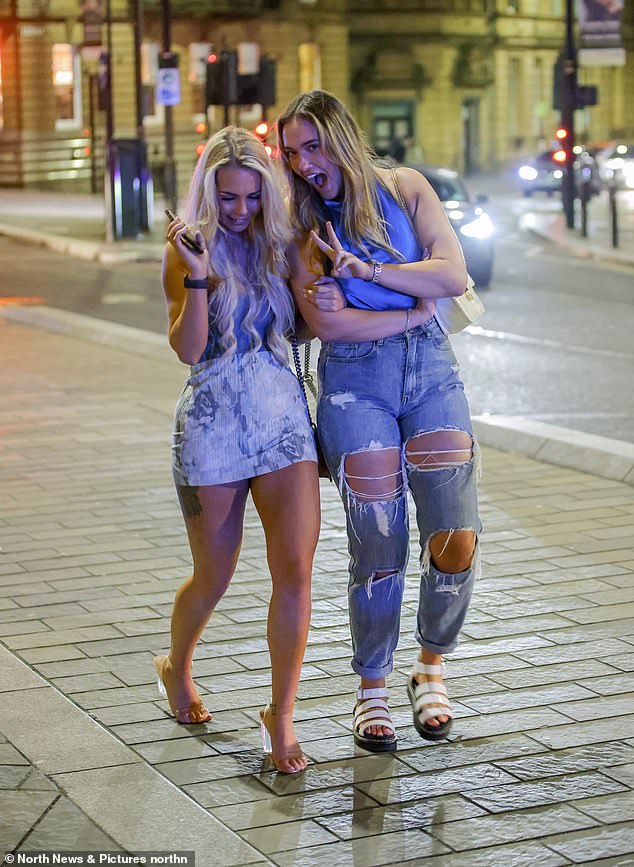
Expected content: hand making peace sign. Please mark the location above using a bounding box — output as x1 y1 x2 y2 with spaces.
310 222 375 282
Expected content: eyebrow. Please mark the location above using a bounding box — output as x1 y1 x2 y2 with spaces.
284 137 320 151
217 187 262 195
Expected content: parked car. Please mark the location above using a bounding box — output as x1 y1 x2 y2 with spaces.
517 149 601 197
408 165 495 288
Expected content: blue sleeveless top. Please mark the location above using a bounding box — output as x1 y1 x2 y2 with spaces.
200 291 273 362
197 235 274 363
324 181 423 311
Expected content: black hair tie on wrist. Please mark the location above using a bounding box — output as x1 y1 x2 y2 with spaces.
184 275 208 289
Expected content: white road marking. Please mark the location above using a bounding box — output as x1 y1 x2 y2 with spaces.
463 324 634 360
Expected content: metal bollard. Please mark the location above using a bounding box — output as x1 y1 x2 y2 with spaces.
580 180 590 238
608 181 619 248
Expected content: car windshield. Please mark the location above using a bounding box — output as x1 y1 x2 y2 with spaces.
534 151 558 166
422 173 470 203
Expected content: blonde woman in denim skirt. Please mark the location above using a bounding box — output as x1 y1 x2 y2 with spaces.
155 127 320 774
280 92 481 753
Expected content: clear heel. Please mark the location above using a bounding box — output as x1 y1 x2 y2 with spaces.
258 704 306 774
260 718 272 753
152 655 212 725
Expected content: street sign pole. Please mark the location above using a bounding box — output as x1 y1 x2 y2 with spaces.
161 0 178 214
561 0 577 229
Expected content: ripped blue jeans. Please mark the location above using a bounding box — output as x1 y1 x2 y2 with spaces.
317 318 482 679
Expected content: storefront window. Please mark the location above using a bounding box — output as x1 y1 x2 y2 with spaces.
52 43 81 129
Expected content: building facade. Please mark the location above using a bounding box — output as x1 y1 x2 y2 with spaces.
0 0 631 190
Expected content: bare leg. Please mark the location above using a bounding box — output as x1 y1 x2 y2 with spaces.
157 481 249 723
251 460 320 772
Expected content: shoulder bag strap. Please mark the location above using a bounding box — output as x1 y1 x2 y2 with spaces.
389 167 416 233
290 333 315 424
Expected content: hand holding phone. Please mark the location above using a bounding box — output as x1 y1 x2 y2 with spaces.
165 210 205 255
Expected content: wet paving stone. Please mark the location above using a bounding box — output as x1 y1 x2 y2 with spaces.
268 827 450 866
464 770 628 813
356 763 517 806
314 793 485 840
573 789 634 826
601 762 634 788
529 714 634 750
395 733 546 774
241 818 338 854
185 774 275 808
545 821 634 863
21 794 122 849
0 791 58 850
429 802 598 851
389 839 571 866
210 785 380 831
494 742 634 781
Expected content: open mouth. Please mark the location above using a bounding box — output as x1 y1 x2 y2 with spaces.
306 172 327 189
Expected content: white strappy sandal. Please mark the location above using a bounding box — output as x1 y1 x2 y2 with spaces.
407 660 453 741
353 686 397 752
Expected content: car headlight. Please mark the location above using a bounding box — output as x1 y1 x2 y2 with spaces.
519 165 538 181
460 213 494 240
553 169 563 179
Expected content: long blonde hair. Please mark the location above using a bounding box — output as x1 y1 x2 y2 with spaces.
184 126 294 362
277 90 402 261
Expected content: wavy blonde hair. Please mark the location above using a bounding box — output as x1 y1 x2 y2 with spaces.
277 90 403 261
184 126 294 363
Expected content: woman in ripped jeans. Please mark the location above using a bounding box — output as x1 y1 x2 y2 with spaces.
280 90 481 751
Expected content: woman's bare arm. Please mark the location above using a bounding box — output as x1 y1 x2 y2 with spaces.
312 167 468 299
162 224 210 365
287 239 430 343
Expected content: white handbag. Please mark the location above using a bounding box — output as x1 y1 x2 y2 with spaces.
389 168 485 334
434 275 485 334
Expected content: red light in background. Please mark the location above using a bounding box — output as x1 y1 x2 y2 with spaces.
553 149 566 163
195 142 205 155
195 122 206 134
207 53 217 63
255 121 270 137
555 128 568 140
264 144 273 156
83 146 91 156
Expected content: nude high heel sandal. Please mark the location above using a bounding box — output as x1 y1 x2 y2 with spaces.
259 704 307 775
153 655 212 725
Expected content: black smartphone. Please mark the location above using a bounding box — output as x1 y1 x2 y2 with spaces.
165 209 204 255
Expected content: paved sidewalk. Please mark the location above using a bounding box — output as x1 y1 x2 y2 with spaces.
1 308 634 865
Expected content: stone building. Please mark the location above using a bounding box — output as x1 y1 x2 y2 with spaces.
0 0 631 190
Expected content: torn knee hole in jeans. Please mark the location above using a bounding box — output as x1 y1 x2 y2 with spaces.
421 531 481 593
405 429 477 474
361 570 400 600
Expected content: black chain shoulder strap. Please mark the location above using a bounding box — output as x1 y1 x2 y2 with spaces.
290 333 316 423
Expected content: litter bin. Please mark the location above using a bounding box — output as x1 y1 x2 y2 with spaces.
108 138 153 239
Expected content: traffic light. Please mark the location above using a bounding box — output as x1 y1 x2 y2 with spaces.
254 121 273 156
205 50 238 107
575 85 598 108
206 51 276 108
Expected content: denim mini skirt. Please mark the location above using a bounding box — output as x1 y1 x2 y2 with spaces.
172 349 317 486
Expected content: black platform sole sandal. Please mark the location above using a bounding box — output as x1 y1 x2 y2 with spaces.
353 686 397 753
407 661 453 742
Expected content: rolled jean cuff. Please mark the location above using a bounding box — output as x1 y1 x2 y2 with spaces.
416 635 460 656
351 659 394 680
